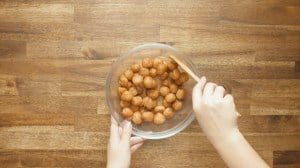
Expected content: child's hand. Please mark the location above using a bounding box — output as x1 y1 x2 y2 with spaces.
192 77 238 143
107 116 145 168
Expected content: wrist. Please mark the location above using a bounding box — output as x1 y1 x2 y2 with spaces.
209 128 242 148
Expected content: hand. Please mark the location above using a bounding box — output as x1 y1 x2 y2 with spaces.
192 77 238 143
107 116 145 168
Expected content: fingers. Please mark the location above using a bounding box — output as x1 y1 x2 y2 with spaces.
203 82 217 99
130 142 144 153
192 76 206 109
110 116 120 143
130 136 145 146
213 86 225 99
224 94 234 102
121 120 132 143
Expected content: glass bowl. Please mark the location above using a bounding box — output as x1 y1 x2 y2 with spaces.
105 43 199 139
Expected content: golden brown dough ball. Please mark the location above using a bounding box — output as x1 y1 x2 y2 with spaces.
154 105 165 113
153 58 162 68
128 87 138 96
132 96 143 106
162 79 171 87
147 89 159 99
131 105 140 112
122 107 133 117
120 100 131 108
149 68 157 77
175 80 183 86
143 96 156 110
144 76 155 89
159 86 170 97
131 64 141 73
135 86 144 95
169 83 178 94
124 69 134 80
160 72 169 80
153 113 166 125
179 72 189 83
142 58 153 68
126 81 133 88
176 88 186 100
169 68 180 80
165 93 176 103
142 111 154 122
132 74 143 85
163 107 174 119
156 63 168 75
172 100 183 111
166 59 177 71
119 74 128 87
118 87 127 97
139 67 150 77
132 111 142 125
162 99 171 108
121 91 133 102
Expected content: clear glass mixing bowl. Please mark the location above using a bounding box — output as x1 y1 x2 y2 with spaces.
105 43 199 139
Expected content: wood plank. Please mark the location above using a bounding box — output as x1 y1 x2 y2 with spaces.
274 151 300 168
0 3 74 23
0 40 26 58
185 115 300 133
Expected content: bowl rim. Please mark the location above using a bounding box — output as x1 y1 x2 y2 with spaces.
105 43 198 139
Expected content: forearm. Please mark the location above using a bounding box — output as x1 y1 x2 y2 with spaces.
210 129 270 168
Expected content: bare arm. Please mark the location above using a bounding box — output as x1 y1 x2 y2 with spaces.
192 77 269 168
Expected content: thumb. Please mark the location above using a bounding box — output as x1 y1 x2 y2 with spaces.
121 120 132 143
192 76 206 110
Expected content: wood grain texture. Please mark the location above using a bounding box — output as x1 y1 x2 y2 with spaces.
0 0 299 167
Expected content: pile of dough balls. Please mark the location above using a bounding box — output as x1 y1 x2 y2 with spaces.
118 57 189 125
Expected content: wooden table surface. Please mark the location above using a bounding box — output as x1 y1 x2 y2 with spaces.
0 0 299 167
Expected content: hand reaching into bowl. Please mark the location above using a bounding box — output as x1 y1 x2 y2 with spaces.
107 76 269 168
192 76 269 168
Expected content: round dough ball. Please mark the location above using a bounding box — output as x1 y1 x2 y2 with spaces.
153 113 166 125
142 58 153 68
118 87 127 97
156 63 168 75
120 100 131 108
119 74 128 87
169 84 178 94
163 107 174 119
142 111 154 122
131 64 141 73
128 87 138 96
172 100 183 111
153 58 162 68
147 89 159 99
135 86 144 95
165 93 176 103
126 81 133 88
124 69 134 80
162 79 171 87
179 72 189 83
154 105 165 113
122 107 133 117
162 99 171 108
132 111 142 125
144 76 154 89
166 59 177 71
149 68 157 77
159 86 170 97
139 67 150 77
143 96 156 110
121 91 133 102
176 88 186 100
169 68 180 80
160 72 169 80
132 96 143 106
131 105 140 112
132 74 143 85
